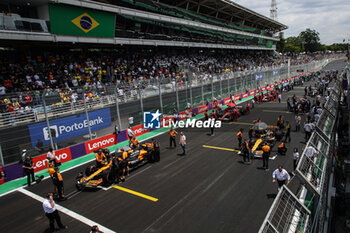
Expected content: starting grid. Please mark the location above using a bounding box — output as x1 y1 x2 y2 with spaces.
259 82 341 232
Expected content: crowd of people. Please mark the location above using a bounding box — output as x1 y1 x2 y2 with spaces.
0 49 329 118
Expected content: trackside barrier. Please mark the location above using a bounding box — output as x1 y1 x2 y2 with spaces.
0 60 332 193
259 57 344 233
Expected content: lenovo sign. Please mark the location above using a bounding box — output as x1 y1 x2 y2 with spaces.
85 134 116 154
32 148 72 172
132 125 150 137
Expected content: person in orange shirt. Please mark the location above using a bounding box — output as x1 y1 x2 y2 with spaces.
95 149 106 168
262 142 271 171
129 135 139 149
168 127 178 148
278 141 287 155
118 148 130 178
236 128 243 149
48 164 58 196
52 167 65 200
242 139 251 164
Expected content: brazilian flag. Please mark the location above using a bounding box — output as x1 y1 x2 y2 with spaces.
266 40 273 48
49 4 115 38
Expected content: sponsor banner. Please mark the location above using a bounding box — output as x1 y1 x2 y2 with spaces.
261 87 266 91
223 98 231 105
179 111 187 121
85 134 116 154
249 90 255 96
32 148 72 172
234 95 241 101
49 4 115 38
209 103 213 110
28 108 112 147
70 143 86 160
117 130 127 143
255 72 264 81
197 105 209 114
3 163 23 183
161 116 174 127
132 125 150 137
193 107 199 116
242 93 248 99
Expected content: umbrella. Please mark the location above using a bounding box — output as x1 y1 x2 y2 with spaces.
228 102 236 107
253 122 268 131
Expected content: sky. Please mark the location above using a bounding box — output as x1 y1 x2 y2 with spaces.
231 0 350 45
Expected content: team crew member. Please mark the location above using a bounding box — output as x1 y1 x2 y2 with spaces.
242 139 251 164
119 148 130 178
22 155 35 186
278 141 287 155
248 127 254 140
129 135 140 149
236 129 243 149
204 110 209 121
210 115 215 136
272 165 291 190
151 138 160 162
277 115 283 129
48 164 58 196
262 143 271 171
42 192 67 232
168 127 178 148
293 148 299 171
95 149 107 168
285 121 291 142
179 132 187 155
52 167 65 200
246 102 250 114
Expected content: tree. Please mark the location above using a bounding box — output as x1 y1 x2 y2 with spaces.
285 37 303 51
284 43 301 54
299 29 321 53
276 37 285 53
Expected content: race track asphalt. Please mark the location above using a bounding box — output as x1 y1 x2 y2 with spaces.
0 59 346 233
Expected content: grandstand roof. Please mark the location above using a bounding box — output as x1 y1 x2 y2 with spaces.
160 0 288 32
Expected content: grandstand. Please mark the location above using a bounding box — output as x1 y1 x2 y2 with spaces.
0 0 286 48
0 0 291 163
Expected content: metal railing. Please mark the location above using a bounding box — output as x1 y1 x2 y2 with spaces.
259 66 342 233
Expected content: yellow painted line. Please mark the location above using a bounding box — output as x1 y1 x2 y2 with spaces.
263 110 291 114
229 122 254 125
203 145 240 152
113 185 158 202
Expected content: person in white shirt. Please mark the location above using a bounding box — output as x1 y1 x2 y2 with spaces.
42 193 67 232
272 165 290 189
127 127 134 139
305 146 317 158
304 123 313 141
293 148 299 171
179 132 187 155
